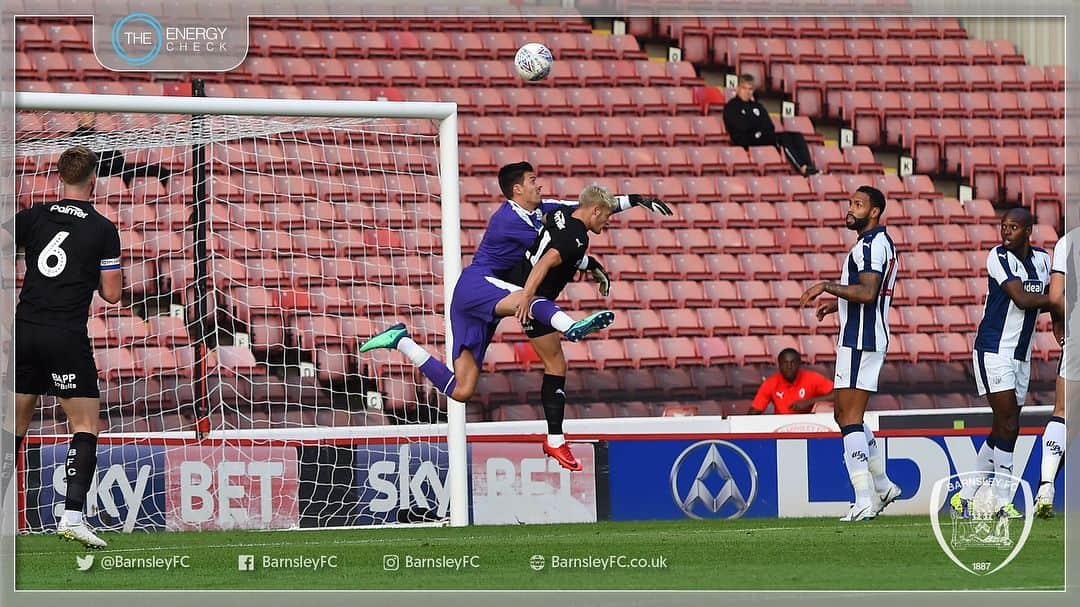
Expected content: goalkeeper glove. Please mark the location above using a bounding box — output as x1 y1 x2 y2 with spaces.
583 257 611 296
628 194 673 216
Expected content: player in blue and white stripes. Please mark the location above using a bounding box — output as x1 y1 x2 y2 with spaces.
800 185 901 522
954 208 1053 519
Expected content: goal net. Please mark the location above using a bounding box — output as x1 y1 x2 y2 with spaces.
13 91 467 532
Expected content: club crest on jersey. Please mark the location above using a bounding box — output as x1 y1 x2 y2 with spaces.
553 211 566 230
49 204 88 219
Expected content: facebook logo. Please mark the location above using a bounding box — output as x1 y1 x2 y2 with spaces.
238 555 255 571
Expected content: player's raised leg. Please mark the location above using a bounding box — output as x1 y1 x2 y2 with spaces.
530 332 580 471
361 283 613 403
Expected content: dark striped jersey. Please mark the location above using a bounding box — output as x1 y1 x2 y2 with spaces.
837 226 899 352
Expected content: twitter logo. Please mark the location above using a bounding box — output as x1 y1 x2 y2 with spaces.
75 555 94 571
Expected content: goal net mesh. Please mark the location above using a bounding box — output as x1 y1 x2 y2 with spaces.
14 104 453 531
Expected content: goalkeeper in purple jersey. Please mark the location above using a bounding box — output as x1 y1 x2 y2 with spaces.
360 161 671 408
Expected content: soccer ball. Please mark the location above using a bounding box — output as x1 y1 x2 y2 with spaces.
515 43 553 82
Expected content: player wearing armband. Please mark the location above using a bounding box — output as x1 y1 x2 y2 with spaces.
7 146 123 549
503 185 618 470
360 162 671 409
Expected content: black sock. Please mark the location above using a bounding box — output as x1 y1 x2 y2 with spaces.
541 374 567 436
63 432 98 513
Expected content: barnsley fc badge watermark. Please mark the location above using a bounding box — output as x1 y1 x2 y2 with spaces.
929 471 1034 576
94 4 248 72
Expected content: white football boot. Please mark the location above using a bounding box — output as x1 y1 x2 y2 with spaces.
839 501 876 522
57 518 108 549
874 482 902 515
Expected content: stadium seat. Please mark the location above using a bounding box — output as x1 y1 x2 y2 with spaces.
695 337 734 365
656 307 705 337
627 309 665 338
732 308 771 336
585 340 630 370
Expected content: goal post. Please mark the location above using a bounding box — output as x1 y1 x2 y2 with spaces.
14 90 469 529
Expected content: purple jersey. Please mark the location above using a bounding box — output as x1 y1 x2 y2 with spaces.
468 199 578 276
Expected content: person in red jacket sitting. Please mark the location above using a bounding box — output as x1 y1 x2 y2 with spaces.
749 348 834 414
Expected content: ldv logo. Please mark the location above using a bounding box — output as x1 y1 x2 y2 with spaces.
76 555 95 571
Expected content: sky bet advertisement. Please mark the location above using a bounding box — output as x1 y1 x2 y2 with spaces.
20 432 1064 531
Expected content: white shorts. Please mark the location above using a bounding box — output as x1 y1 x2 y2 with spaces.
973 350 1031 405
834 346 885 392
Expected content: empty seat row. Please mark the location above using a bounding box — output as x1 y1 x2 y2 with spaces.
841 90 1064 146
647 16 968 44
18 55 705 88
250 15 595 34
246 30 645 60
901 117 1064 175
960 146 1065 201
462 140 834 178
782 64 1064 119
222 57 704 88
726 38 1031 88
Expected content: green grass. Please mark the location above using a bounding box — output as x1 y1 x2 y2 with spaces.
16 516 1064 591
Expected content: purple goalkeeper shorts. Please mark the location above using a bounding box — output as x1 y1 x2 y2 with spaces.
448 268 520 366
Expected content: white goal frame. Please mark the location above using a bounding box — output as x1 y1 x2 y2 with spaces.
13 91 469 528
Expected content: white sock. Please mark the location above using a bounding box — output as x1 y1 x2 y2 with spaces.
960 438 995 500
993 446 1015 510
396 336 431 367
1041 418 1066 484
842 426 873 506
547 434 565 448
863 425 891 493
63 510 83 525
548 311 574 333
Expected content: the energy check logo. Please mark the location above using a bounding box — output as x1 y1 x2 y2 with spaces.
98 10 246 72
930 471 1034 576
111 13 163 66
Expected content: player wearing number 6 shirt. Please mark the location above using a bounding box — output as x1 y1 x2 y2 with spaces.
800 186 901 522
952 208 1052 520
9 146 122 549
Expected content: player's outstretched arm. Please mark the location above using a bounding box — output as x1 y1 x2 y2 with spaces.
799 272 883 307
624 194 673 216
516 248 563 325
540 195 672 217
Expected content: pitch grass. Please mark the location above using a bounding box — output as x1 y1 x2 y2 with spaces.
16 516 1064 591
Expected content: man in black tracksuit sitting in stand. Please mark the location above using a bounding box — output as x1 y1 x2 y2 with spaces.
722 74 818 177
